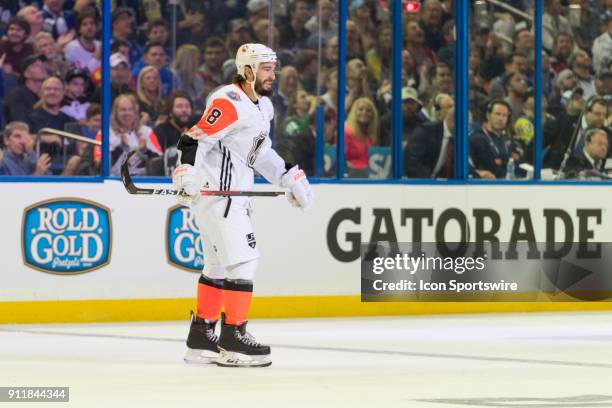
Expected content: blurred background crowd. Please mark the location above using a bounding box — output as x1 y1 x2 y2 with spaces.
0 0 610 180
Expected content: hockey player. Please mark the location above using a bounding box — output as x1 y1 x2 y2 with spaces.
172 43 314 367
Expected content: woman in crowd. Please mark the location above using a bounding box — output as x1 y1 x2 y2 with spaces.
136 65 163 127
171 44 205 111
344 96 379 177
108 93 157 175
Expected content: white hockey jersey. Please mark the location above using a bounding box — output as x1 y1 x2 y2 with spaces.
183 83 286 200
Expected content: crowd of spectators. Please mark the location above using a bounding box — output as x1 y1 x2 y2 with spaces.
1 0 611 180
0 0 102 176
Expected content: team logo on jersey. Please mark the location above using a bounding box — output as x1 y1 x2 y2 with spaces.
247 132 267 168
226 91 241 101
166 205 204 272
22 198 112 274
246 233 256 249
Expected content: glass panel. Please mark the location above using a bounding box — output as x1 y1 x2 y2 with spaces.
271 0 338 178
0 2 102 176
542 1 610 180
344 0 392 179
468 0 535 180
402 0 456 179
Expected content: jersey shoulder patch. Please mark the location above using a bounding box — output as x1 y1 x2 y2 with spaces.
192 98 239 138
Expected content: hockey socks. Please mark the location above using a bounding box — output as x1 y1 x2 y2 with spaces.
223 279 253 325
197 275 224 322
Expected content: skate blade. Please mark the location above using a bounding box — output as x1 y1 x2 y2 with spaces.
184 348 219 364
215 349 272 368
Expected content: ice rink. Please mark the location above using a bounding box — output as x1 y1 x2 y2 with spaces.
2 312 612 407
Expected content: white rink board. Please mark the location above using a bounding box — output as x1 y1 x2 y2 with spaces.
0 180 609 301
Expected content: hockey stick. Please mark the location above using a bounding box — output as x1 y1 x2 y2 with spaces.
121 151 285 197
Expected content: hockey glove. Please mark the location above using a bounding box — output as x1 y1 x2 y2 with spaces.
172 164 199 206
280 165 314 210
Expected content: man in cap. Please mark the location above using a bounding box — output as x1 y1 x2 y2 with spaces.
111 7 142 65
60 68 90 121
380 86 428 146
4 55 48 123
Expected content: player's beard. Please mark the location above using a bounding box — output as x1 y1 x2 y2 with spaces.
255 78 273 96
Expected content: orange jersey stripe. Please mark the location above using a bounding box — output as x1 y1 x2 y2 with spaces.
193 98 238 137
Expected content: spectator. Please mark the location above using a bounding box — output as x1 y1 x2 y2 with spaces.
278 89 316 163
226 18 253 57
17 5 44 42
108 93 155 176
592 16 612 74
571 97 608 156
246 0 270 26
569 49 596 99
27 76 76 134
149 92 193 155
33 31 68 78
424 92 453 122
550 31 575 74
171 44 204 110
112 7 142 65
404 19 437 74
514 28 534 67
83 103 101 138
0 121 51 176
513 92 535 159
64 8 100 72
198 37 228 102
488 53 528 100
437 20 455 67
547 68 577 117
345 58 371 113
380 86 427 147
111 38 130 63
145 19 169 52
366 23 392 85
405 106 455 178
280 0 312 52
322 35 339 69
543 0 571 52
272 65 299 128
41 0 76 47
294 49 319 95
349 0 376 53
320 69 338 114
595 69 612 98
293 106 337 176
27 76 78 174
252 20 281 57
345 20 365 60
132 42 173 96
101 52 131 105
564 128 609 178
344 96 379 177
60 68 90 121
0 17 34 75
136 65 163 126
306 0 337 44
4 55 48 123
543 90 585 169
503 72 528 123
469 100 511 179
419 0 445 53
426 62 453 96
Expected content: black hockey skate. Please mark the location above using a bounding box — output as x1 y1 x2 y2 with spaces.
184 311 219 364
216 313 271 367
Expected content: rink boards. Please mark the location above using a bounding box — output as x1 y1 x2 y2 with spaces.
1 180 612 323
